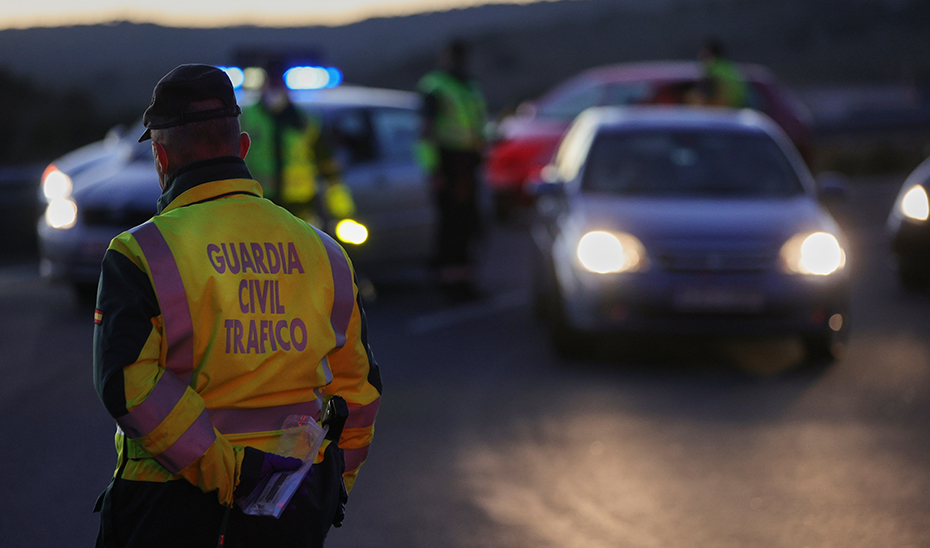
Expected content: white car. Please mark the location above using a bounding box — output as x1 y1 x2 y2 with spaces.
38 85 435 300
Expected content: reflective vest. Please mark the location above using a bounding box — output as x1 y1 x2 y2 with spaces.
240 102 356 222
705 59 749 108
240 102 321 205
96 171 380 505
417 70 487 169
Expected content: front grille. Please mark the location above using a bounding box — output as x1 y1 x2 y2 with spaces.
82 207 154 230
657 249 776 272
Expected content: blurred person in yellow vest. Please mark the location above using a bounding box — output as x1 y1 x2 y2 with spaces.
417 39 489 302
698 38 749 109
240 61 355 231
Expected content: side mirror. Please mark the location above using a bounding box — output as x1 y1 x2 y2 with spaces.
815 171 849 205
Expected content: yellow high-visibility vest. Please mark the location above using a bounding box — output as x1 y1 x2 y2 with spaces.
101 176 379 504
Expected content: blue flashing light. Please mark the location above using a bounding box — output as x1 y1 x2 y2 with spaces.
325 67 343 88
284 66 343 90
218 66 245 89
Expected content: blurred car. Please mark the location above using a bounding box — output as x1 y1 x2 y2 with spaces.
487 61 815 218
37 85 434 299
530 106 849 361
887 156 930 289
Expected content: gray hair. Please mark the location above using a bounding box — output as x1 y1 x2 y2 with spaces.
150 99 241 165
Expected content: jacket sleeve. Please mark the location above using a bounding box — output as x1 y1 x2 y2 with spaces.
322 254 382 493
93 235 245 506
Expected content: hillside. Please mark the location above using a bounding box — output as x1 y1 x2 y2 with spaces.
0 0 927 162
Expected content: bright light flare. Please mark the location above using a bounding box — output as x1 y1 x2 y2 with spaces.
335 219 368 245
41 165 72 202
576 231 645 274
781 232 846 276
45 198 78 229
901 184 929 221
284 66 343 90
243 67 267 90
219 66 245 89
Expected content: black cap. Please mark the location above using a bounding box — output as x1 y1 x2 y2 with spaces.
139 64 242 142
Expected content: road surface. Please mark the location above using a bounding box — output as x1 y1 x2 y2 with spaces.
1 176 928 547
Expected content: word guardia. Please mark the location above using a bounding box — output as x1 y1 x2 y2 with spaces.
207 242 305 275
209 241 308 354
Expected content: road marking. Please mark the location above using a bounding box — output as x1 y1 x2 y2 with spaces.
408 289 529 334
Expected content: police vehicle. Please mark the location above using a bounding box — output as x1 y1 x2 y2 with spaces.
38 71 434 301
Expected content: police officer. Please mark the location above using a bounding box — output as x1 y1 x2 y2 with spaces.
417 39 488 302
240 61 355 230
92 64 382 548
698 38 749 108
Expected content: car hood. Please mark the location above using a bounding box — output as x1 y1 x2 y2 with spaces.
565 193 840 248
74 160 161 211
497 114 570 141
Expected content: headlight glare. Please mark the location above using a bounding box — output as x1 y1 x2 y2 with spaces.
781 231 846 276
577 231 645 274
901 184 929 221
335 219 368 245
41 166 73 202
45 198 78 229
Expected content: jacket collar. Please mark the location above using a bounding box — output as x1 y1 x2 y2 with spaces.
157 156 257 213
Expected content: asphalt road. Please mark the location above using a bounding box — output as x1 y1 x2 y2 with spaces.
1 177 929 547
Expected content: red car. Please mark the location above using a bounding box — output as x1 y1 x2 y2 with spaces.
485 61 815 218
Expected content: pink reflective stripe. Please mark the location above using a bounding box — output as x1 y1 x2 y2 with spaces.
154 409 216 474
345 397 380 430
321 356 333 385
130 222 195 381
207 400 323 435
343 446 369 473
312 227 354 349
117 371 189 439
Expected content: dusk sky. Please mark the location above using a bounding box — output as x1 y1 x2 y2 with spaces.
1 0 553 29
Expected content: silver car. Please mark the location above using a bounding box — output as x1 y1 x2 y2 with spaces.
37 86 435 300
531 106 850 361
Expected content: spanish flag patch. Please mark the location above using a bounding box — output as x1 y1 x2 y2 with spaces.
94 309 104 325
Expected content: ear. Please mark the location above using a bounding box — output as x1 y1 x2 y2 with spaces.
152 142 169 175
239 132 251 160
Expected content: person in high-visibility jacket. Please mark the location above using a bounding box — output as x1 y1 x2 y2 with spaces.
417 39 488 302
698 38 750 109
92 64 381 548
240 63 355 230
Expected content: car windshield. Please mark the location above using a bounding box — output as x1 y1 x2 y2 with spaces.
536 84 603 120
582 129 804 197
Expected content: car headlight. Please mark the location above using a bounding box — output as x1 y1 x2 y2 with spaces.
41 165 73 202
780 231 846 276
900 184 929 221
45 198 78 229
335 219 368 245
576 231 646 274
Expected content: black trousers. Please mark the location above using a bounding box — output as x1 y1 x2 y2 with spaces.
432 148 483 276
95 444 346 548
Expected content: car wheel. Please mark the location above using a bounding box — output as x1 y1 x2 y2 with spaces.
803 331 846 366
531 251 554 321
898 258 930 291
547 288 595 359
